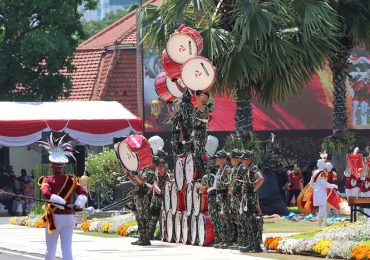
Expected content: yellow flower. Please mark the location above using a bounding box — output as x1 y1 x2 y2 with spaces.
9 217 17 225
312 240 333 256
101 223 111 233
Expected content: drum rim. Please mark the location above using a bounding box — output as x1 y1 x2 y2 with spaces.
186 185 193 215
164 182 172 211
165 76 185 98
190 213 197 244
117 141 139 172
192 182 201 216
181 56 216 92
181 213 188 244
155 72 176 102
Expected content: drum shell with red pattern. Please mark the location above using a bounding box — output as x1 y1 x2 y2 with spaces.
117 134 153 172
162 50 182 80
181 212 191 244
171 183 186 212
155 72 176 102
200 189 208 214
166 24 203 64
197 213 215 246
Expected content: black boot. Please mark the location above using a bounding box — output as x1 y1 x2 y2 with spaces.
132 220 143 245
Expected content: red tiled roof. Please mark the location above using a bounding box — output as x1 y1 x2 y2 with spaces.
68 49 105 100
78 0 160 49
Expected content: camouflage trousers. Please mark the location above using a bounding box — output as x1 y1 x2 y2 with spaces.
207 193 222 243
231 195 243 246
149 196 163 240
239 199 263 252
193 128 207 179
217 193 233 245
135 194 151 242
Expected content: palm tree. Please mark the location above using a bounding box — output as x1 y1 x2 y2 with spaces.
139 0 338 144
327 0 370 138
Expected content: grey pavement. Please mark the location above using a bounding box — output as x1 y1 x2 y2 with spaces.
0 217 285 260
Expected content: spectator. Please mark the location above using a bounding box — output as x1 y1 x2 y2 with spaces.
287 164 304 206
23 180 35 214
272 161 289 205
301 162 316 187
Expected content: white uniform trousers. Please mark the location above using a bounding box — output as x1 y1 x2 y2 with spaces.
45 214 74 260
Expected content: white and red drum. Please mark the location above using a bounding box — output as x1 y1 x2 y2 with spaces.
162 50 182 80
166 24 203 64
181 212 191 244
117 134 153 172
192 182 201 216
155 72 186 102
198 213 215 246
174 211 182 243
171 183 186 213
185 153 195 184
190 213 198 245
166 210 175 242
181 56 216 92
175 156 186 191
164 181 173 211
161 210 167 241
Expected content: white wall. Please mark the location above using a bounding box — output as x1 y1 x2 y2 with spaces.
9 147 42 177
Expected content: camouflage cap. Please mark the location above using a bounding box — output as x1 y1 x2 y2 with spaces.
230 149 242 158
214 150 230 158
156 149 168 159
240 150 253 160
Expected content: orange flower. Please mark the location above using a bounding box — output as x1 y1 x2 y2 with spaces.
118 225 130 236
351 245 370 260
81 221 91 232
268 237 283 250
34 219 46 228
264 237 275 247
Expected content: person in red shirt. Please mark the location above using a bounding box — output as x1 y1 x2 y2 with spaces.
287 165 304 206
38 133 87 260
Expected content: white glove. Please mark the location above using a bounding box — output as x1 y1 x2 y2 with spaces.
74 195 87 208
50 194 67 209
332 184 338 190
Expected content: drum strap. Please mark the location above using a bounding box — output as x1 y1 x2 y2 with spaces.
313 171 324 183
207 173 217 192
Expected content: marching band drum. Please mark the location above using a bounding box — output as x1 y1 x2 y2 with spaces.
181 212 191 244
175 156 186 191
186 184 193 216
184 153 195 184
161 210 167 241
162 50 182 80
197 213 215 246
166 24 203 64
174 211 183 243
155 72 186 102
190 213 198 245
166 210 175 243
117 134 153 172
171 183 186 213
164 181 172 211
181 56 216 92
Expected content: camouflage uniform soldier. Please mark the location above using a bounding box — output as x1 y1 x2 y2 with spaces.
229 149 243 249
170 83 194 156
201 159 221 244
214 150 233 249
193 91 212 179
239 151 265 253
149 157 171 240
131 164 156 246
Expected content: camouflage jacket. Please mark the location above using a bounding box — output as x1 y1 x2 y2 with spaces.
216 164 232 193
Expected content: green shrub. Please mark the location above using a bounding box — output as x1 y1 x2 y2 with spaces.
85 147 126 203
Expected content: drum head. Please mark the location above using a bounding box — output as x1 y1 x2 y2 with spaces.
166 33 198 64
181 57 216 91
166 76 185 98
186 185 193 216
170 184 178 214
164 182 172 211
191 213 197 245
198 214 205 246
166 211 173 242
175 158 185 191
192 183 201 216
118 142 138 172
181 214 188 244
175 211 182 243
185 153 194 184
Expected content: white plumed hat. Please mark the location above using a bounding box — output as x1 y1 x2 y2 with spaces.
148 135 164 155
38 133 75 164
205 135 219 157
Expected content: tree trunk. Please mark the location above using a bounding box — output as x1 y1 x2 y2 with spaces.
234 84 253 142
330 47 352 138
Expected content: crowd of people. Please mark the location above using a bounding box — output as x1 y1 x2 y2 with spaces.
0 166 35 216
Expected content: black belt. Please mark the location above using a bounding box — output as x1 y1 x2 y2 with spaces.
208 190 216 196
217 189 227 194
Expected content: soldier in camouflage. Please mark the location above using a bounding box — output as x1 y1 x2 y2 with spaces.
193 90 212 179
239 150 265 253
130 163 156 246
200 158 221 245
229 149 243 249
149 156 171 240
214 150 233 249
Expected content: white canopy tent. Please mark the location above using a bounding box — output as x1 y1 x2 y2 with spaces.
0 101 142 146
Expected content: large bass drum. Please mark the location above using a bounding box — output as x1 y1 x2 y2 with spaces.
198 213 215 246
185 153 195 184
174 211 182 243
117 134 153 172
181 212 191 245
181 56 216 92
155 72 185 102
